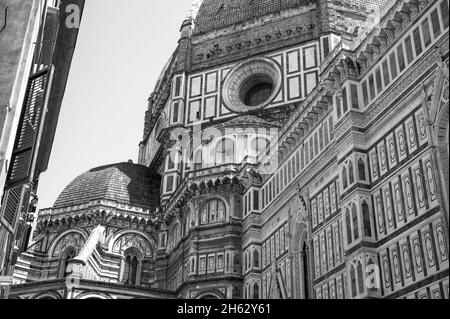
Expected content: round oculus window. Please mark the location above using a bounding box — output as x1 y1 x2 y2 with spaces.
222 58 282 113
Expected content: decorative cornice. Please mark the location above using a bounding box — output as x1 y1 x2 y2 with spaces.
37 200 158 231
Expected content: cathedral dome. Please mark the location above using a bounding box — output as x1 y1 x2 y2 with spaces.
53 162 160 210
192 0 313 35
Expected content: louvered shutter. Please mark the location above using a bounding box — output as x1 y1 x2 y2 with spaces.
1 68 51 230
1 186 24 228
6 68 51 186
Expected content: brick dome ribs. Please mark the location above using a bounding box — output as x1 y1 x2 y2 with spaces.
193 0 313 35
53 162 161 211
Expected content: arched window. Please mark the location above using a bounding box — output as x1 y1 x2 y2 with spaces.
122 251 140 285
215 138 235 165
194 150 203 170
253 249 259 268
200 199 226 225
352 204 359 240
346 209 352 245
59 247 76 278
350 265 357 298
253 282 260 299
358 158 366 181
247 251 250 271
348 161 354 184
362 201 372 237
342 167 348 189
357 261 365 294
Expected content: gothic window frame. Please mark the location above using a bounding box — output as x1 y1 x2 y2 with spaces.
253 248 260 268
253 282 260 299
362 200 373 238
58 246 77 278
121 247 142 286
199 198 227 225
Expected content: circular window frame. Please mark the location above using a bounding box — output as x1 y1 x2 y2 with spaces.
222 58 282 113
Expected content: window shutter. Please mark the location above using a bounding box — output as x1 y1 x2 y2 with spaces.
1 68 51 230
0 185 25 229
6 68 51 186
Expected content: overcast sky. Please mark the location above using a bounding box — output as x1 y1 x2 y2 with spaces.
38 0 193 208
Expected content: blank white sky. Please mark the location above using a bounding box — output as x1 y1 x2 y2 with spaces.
38 0 193 208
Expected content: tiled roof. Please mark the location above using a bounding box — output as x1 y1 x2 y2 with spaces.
193 0 312 35
53 163 160 210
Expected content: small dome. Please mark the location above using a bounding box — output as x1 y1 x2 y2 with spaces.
53 163 160 210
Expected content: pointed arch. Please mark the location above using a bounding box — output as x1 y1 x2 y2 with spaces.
58 247 77 278
253 282 260 299
121 247 142 286
48 229 88 257
108 230 157 258
291 216 311 299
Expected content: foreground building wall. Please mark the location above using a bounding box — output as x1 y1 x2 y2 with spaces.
0 0 84 298
8 0 449 299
